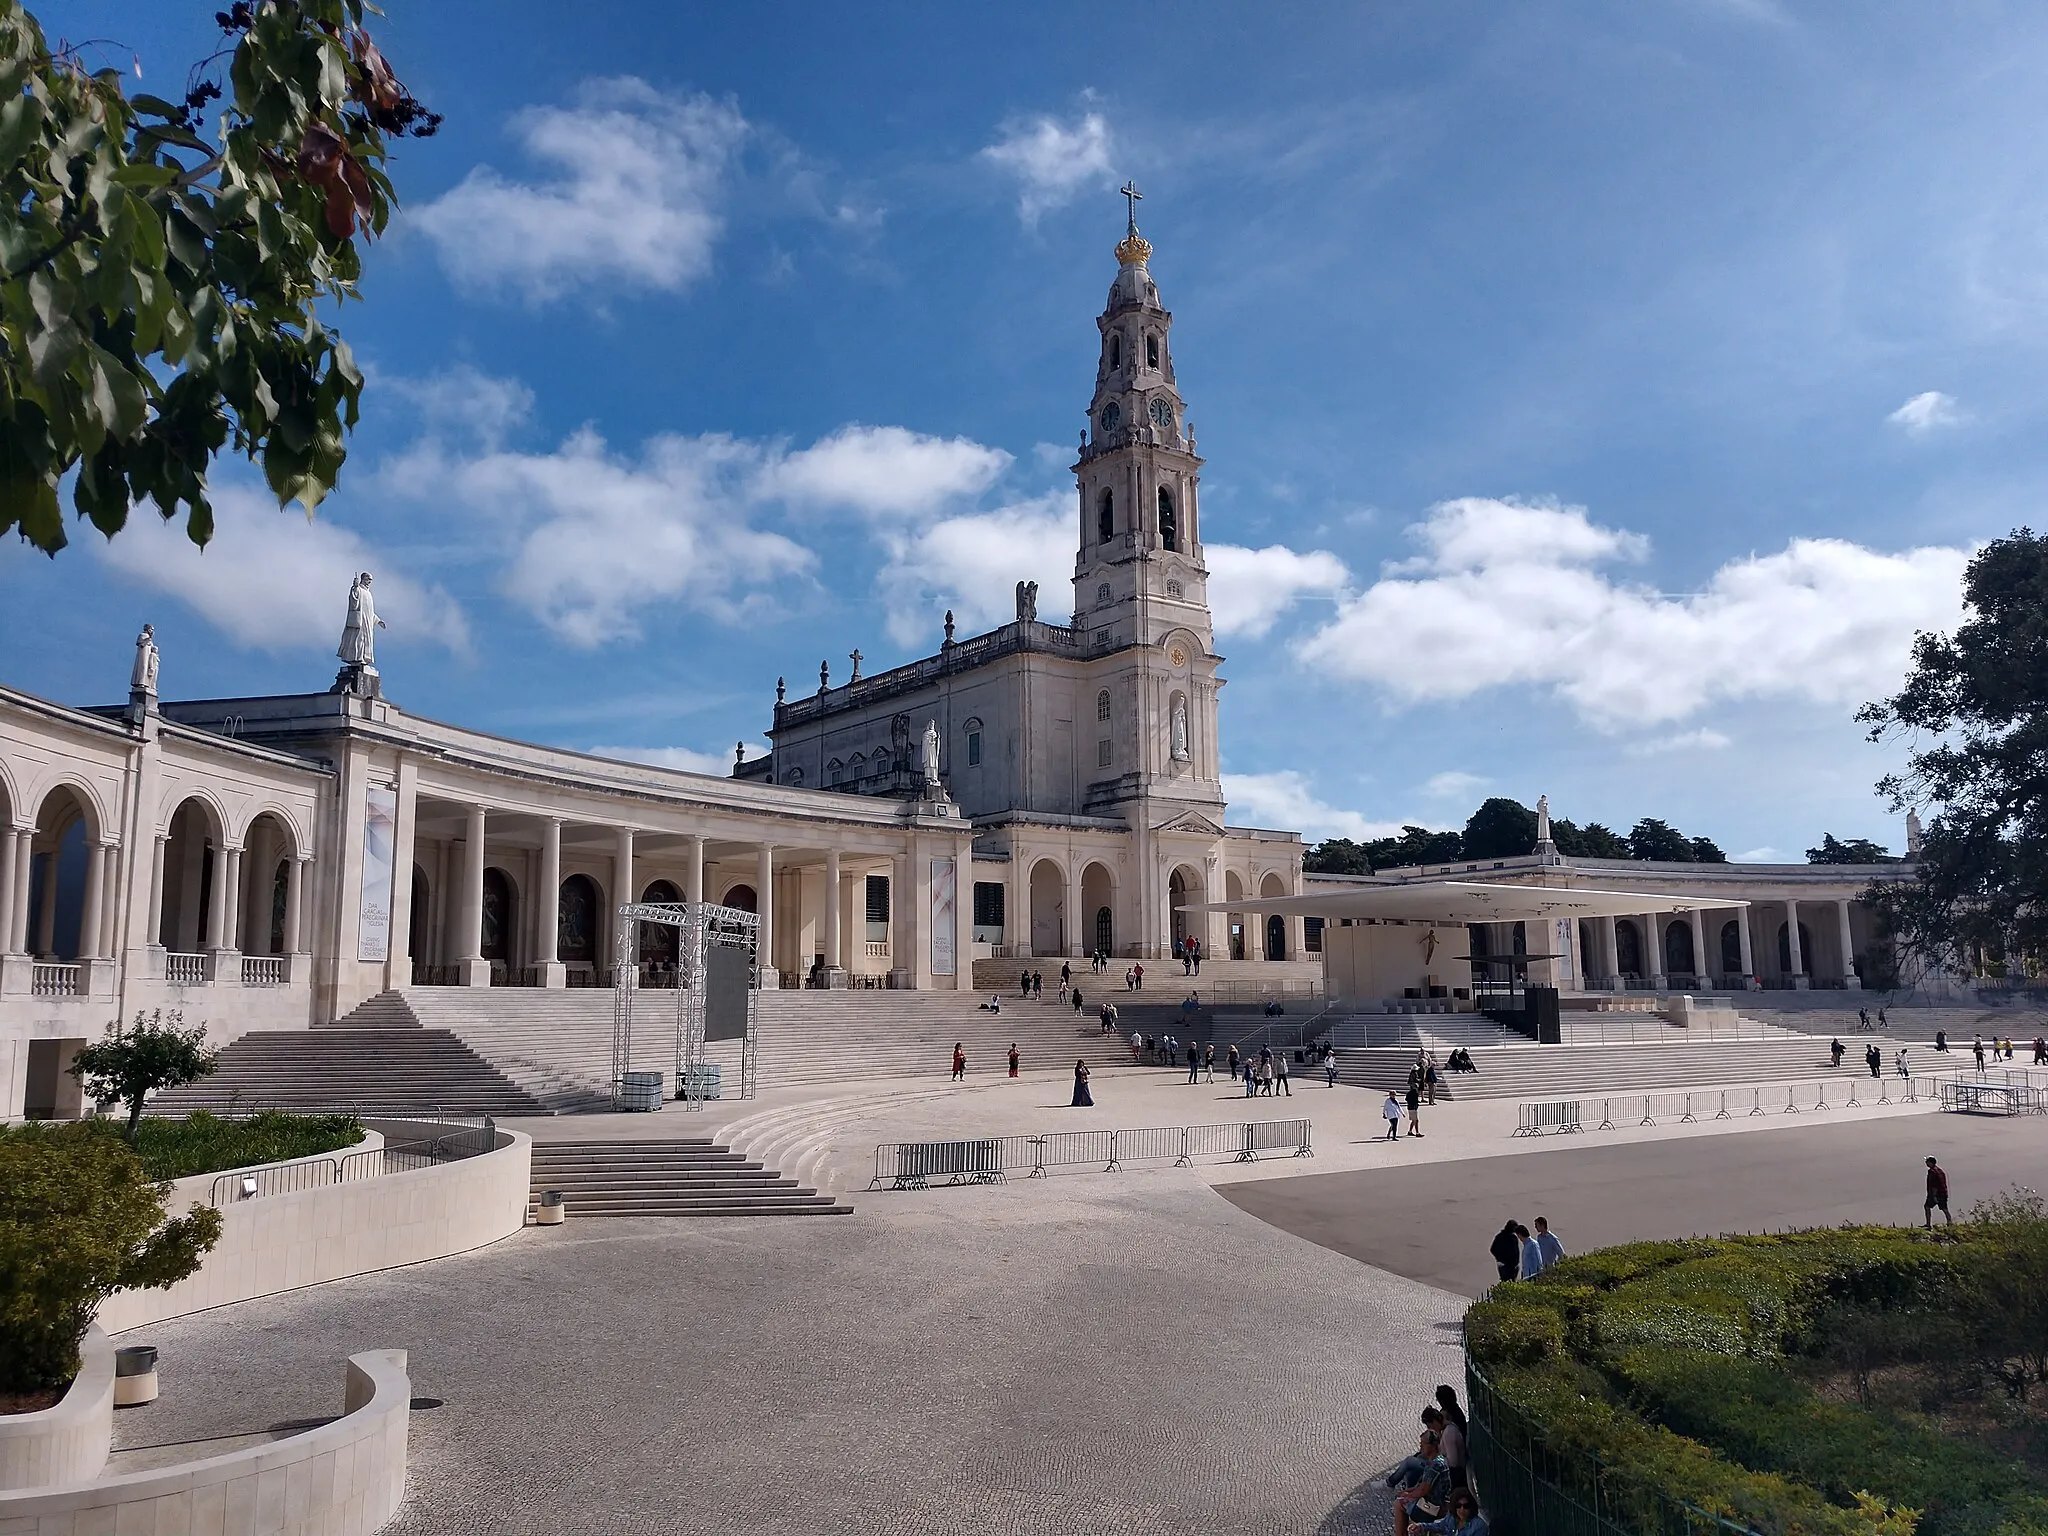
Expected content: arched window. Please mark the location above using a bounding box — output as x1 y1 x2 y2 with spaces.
1095 907 1113 956
827 758 843 787
785 768 803 786
1145 333 1159 370
482 868 515 963
1166 580 1184 598
1157 487 1178 552
1096 582 1111 604
1098 488 1114 543
1108 333 1121 370
1721 920 1744 975
963 718 982 767
1097 689 1112 722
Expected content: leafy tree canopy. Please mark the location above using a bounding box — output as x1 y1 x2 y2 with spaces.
1859 528 2048 970
1462 796 1539 860
1807 834 1897 865
69 1009 217 1138
1302 801 1730 872
0 0 436 554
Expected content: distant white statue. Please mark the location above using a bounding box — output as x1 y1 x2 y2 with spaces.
338 572 385 668
1536 794 1551 844
1906 808 1924 856
921 719 942 788
130 623 159 695
1170 698 1190 762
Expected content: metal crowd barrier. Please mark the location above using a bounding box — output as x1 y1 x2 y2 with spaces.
870 1118 1313 1189
208 1120 502 1206
1514 1101 1583 1137
1508 1073 2046 1138
1940 1079 2047 1116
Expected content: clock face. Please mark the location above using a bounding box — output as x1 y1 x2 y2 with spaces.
1149 397 1175 432
1099 402 1121 434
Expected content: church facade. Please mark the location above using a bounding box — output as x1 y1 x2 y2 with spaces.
737 210 1308 968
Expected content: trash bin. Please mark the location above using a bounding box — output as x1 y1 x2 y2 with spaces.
535 1189 567 1226
620 1071 664 1111
680 1064 722 1101
114 1345 159 1407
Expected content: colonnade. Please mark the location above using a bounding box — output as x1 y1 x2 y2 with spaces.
1577 896 1863 990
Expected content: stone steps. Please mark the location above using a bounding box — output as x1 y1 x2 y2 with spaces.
149 1028 553 1116
529 1139 849 1218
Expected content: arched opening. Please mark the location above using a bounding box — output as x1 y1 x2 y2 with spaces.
1081 862 1114 958
1145 333 1159 370
158 796 223 954
1168 865 1202 953
1108 333 1121 370
1614 919 1642 979
1664 919 1694 978
1098 488 1115 543
27 785 98 960
1096 689 1111 723
1721 920 1744 976
639 879 681 974
1028 858 1065 956
1777 922 1813 975
558 874 601 965
410 865 430 963
722 883 757 913
239 810 299 956
1157 487 1178 552
481 867 515 964
1265 914 1286 962
1225 870 1246 961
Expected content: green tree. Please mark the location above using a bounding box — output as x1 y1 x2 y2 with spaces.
0 1121 221 1393
1367 824 1465 869
1689 835 1728 864
1302 837 1372 875
1806 834 1896 865
68 1010 217 1140
0 0 437 553
1626 817 1697 862
1858 530 2048 971
1552 818 1631 860
1461 797 1538 860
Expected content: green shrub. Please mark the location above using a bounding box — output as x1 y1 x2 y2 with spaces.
68 1011 217 1140
125 1111 363 1180
0 1123 221 1394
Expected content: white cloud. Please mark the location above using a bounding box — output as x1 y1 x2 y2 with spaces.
413 79 747 303
384 365 536 450
1625 728 1732 757
1299 496 1969 729
385 425 813 648
95 485 470 656
873 492 1074 646
1423 770 1488 800
1222 770 1407 841
1204 543 1351 639
763 425 1011 520
1887 390 1962 435
1735 845 1781 863
588 743 767 777
980 112 1113 222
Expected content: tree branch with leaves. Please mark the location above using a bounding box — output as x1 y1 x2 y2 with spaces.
0 0 437 554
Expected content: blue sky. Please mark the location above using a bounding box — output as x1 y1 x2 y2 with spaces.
10 0 2047 859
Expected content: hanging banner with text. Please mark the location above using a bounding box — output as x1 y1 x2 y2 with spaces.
930 857 957 976
1554 917 1575 984
357 785 397 962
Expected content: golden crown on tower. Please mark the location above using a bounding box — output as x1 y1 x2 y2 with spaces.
1115 229 1153 265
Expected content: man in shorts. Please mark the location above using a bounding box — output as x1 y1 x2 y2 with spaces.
1924 1156 1951 1228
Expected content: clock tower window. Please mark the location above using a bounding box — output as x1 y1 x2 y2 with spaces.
1158 487 1178 553
1098 488 1115 543
1146 333 1160 370
1108 333 1121 370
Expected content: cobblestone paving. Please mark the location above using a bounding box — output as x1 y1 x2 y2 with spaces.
118 1179 1459 1534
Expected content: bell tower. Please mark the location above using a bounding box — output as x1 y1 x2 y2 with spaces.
1072 184 1212 651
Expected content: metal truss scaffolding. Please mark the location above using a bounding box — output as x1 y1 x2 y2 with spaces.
609 900 760 1111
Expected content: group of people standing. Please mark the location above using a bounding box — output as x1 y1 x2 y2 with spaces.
1379 1051 1444 1140
1488 1216 1565 1282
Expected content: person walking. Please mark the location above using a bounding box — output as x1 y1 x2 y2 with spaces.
1517 1224 1541 1280
1384 1092 1405 1142
951 1042 966 1081
1071 1059 1094 1108
1425 1053 1441 1105
1008 1043 1019 1078
1227 1043 1241 1081
1191 940 1201 976
1935 1028 1948 1052
1830 1037 1844 1068
1032 971 1043 1000
1019 970 1031 999
1203 1042 1216 1083
1533 1216 1565 1271
1325 1049 1341 1089
1187 1040 1202 1085
1133 962 1144 991
1274 1051 1292 1096
1060 961 1072 992
1896 1047 1910 1077
2034 1035 2046 1065
1866 1043 1882 1079
1973 1034 1986 1072
1406 1079 1423 1137
1488 1221 1521 1283
1073 986 1085 1017
1924 1155 1951 1227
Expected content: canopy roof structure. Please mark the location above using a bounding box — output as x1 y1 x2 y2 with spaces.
1185 881 1747 925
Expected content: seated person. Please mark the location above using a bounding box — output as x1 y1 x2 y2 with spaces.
1391 1427 1450 1536
1413 1489 1487 1535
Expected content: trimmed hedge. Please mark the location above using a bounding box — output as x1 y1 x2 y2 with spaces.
122 1110 364 1180
1466 1219 2048 1536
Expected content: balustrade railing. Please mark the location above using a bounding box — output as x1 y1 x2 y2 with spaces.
165 951 209 986
30 962 80 997
241 955 285 987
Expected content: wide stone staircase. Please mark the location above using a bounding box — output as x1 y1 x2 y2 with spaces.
528 1139 849 1218
148 1025 558 1117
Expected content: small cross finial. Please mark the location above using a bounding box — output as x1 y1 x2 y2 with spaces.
849 648 863 682
1120 180 1142 231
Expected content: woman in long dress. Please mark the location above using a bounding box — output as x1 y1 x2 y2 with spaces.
1071 1059 1093 1107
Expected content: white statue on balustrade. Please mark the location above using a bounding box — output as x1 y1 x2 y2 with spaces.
130 623 159 696
921 719 943 789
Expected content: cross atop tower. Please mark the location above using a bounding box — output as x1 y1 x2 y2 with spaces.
1120 180 1142 231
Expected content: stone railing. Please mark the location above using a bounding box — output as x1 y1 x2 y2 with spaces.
30 962 79 997
164 950 209 986
240 955 285 987
774 619 1085 726
863 940 889 959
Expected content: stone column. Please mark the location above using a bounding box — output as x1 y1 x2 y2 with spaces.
0 824 16 957
205 840 229 951
1009 850 1030 959
1687 908 1708 987
1246 904 1264 962
890 849 913 987
284 856 305 954
613 826 637 988
1734 906 1756 986
78 843 106 960
686 835 705 908
756 843 777 988
459 806 489 987
1784 898 1805 987
1643 913 1667 989
1064 867 1083 957
823 847 844 984
536 817 564 987
145 834 166 948
1835 898 1859 989
9 828 31 954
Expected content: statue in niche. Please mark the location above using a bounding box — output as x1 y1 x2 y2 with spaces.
1170 697 1190 762
130 623 159 696
891 713 911 771
1015 580 1038 623
921 719 942 789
